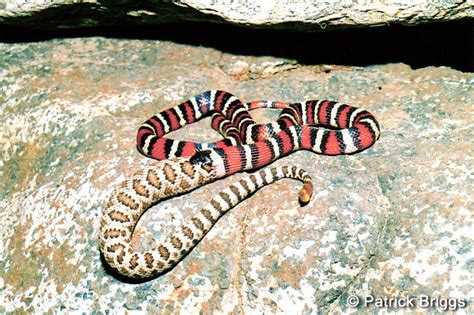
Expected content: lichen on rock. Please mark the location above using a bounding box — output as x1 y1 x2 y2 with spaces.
0 37 472 313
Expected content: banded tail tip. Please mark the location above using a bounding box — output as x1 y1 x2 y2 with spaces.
298 182 313 204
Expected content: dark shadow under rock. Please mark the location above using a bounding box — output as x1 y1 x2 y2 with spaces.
0 19 472 72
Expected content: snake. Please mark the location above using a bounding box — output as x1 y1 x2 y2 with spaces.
99 90 380 279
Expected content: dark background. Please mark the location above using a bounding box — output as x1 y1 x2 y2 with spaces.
0 19 472 72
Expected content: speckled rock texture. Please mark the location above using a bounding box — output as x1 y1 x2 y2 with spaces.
0 0 473 30
0 38 472 313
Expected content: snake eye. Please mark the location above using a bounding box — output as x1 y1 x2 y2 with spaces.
190 150 213 166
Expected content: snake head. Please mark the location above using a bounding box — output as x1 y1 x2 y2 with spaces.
190 150 214 172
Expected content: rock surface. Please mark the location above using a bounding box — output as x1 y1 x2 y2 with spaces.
0 0 472 30
0 37 473 313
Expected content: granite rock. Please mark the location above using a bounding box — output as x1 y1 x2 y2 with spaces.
0 0 472 30
0 38 473 313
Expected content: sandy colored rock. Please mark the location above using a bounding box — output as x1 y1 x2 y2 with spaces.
0 0 472 30
0 38 473 313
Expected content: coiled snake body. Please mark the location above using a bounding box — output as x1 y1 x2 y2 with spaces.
99 90 380 279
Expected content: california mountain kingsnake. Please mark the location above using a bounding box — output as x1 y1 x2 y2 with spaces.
99 90 380 279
